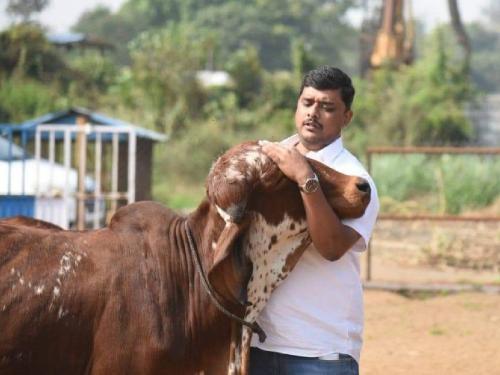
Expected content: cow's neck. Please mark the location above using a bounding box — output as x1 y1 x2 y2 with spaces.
164 200 234 358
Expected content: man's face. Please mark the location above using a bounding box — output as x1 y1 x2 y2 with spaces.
295 86 353 151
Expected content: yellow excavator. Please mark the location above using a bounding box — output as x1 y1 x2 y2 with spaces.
364 0 469 72
369 0 414 69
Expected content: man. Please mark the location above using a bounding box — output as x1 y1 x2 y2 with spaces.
251 66 379 375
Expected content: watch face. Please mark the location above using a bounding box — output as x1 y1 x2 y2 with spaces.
304 178 319 193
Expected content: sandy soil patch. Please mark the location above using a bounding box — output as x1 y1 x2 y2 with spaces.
361 290 500 375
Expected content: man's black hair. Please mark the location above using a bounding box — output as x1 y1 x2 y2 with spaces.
299 66 355 110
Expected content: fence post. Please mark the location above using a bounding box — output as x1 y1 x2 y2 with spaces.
366 149 373 282
76 116 88 230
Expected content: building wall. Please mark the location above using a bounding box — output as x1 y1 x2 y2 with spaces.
118 138 153 201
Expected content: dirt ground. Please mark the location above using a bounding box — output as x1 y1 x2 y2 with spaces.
358 219 500 374
361 290 500 375
361 220 500 285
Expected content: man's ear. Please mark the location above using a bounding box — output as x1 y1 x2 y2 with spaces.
343 109 353 127
208 218 251 308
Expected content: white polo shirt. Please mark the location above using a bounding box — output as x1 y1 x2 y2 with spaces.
251 135 379 363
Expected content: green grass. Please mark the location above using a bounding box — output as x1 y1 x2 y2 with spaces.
152 180 205 211
372 154 500 215
152 144 500 215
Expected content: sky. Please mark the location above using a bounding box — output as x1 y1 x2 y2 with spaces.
0 0 491 33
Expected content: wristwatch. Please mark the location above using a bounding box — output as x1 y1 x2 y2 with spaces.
298 173 319 194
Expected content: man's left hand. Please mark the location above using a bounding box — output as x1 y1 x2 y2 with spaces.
259 141 313 185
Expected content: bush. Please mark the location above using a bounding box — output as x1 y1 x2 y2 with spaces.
225 44 263 108
0 24 71 83
372 154 500 215
0 78 59 122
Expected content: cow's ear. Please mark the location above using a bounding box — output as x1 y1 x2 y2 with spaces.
208 218 251 309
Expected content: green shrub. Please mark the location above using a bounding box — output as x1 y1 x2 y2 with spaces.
0 78 58 122
440 155 500 214
372 154 500 215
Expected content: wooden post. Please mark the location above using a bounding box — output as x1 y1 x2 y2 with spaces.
76 115 88 230
63 129 71 229
366 149 373 282
110 132 119 216
94 132 102 229
127 130 136 205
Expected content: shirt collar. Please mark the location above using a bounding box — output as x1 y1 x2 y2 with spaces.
281 134 344 164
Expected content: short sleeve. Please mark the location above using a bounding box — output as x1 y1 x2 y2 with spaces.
342 176 379 252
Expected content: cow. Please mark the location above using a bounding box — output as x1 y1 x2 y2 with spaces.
0 141 370 375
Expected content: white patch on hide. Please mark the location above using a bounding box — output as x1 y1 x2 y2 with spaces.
243 150 267 169
57 251 82 277
242 212 309 323
216 205 231 223
53 286 60 298
34 285 45 295
57 306 68 319
223 146 270 184
225 166 246 182
58 253 71 276
227 340 242 375
234 341 242 369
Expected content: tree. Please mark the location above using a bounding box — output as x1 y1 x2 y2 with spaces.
190 0 359 70
69 0 360 70
447 0 471 73
72 5 148 65
0 24 70 82
291 38 317 82
0 77 58 122
128 24 207 134
349 28 474 154
225 44 263 107
7 0 49 22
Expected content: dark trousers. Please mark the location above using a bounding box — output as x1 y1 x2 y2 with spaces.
250 347 359 375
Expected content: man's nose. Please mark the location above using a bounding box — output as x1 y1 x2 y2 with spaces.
307 103 319 117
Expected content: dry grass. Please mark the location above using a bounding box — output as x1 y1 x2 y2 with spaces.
362 220 500 285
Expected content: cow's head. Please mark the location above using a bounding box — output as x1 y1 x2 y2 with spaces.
202 141 370 318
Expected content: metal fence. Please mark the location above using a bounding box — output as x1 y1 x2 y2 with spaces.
364 146 500 291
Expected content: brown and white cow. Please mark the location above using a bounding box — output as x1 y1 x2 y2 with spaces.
0 141 370 375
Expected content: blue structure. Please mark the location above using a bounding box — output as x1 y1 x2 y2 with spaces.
47 32 114 52
0 107 166 220
0 196 34 217
2 107 165 142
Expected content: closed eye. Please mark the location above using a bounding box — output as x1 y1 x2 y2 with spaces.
320 103 335 111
